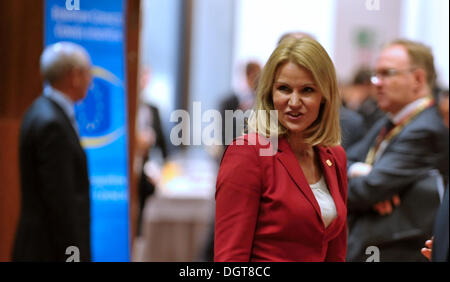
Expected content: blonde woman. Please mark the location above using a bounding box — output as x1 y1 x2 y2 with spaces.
214 37 347 262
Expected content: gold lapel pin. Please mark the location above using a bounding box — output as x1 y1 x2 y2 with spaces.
326 159 332 167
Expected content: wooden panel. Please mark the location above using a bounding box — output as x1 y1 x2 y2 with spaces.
126 0 141 252
0 0 44 262
0 0 44 120
0 120 21 261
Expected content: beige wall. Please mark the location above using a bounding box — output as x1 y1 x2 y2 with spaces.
333 0 403 84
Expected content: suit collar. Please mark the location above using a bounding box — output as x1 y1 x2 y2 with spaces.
44 86 75 121
41 96 83 148
389 97 428 125
44 86 80 138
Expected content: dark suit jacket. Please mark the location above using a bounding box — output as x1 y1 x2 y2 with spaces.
432 186 449 262
215 134 348 261
137 103 167 235
145 103 168 161
340 106 366 150
219 93 241 146
12 96 91 262
346 105 449 261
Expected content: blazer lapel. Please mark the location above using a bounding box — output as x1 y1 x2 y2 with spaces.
316 146 346 233
316 147 340 207
276 138 322 218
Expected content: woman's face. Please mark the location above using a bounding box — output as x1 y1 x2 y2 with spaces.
272 61 324 135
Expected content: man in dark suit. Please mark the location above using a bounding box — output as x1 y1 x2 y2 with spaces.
346 39 449 261
12 42 92 262
421 90 449 262
426 187 449 262
431 89 450 262
220 61 261 148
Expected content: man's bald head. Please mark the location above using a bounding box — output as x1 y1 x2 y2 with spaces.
40 42 91 84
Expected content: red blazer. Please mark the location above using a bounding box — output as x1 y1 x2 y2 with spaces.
215 134 348 262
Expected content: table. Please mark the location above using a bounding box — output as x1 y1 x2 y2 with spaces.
137 148 217 262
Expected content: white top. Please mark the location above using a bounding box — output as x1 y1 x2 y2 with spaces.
309 176 337 228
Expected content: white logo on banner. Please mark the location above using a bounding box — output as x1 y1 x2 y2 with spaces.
365 0 380 11
66 0 80 11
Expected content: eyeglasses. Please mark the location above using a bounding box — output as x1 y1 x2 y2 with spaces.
370 68 416 84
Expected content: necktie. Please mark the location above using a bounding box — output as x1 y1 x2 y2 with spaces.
377 119 395 144
365 119 395 165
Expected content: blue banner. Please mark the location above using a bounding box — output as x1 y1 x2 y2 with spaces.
44 0 129 261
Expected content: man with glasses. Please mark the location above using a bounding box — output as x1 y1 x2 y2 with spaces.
345 39 449 261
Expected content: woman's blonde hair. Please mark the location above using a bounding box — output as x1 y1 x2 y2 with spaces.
248 37 341 147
